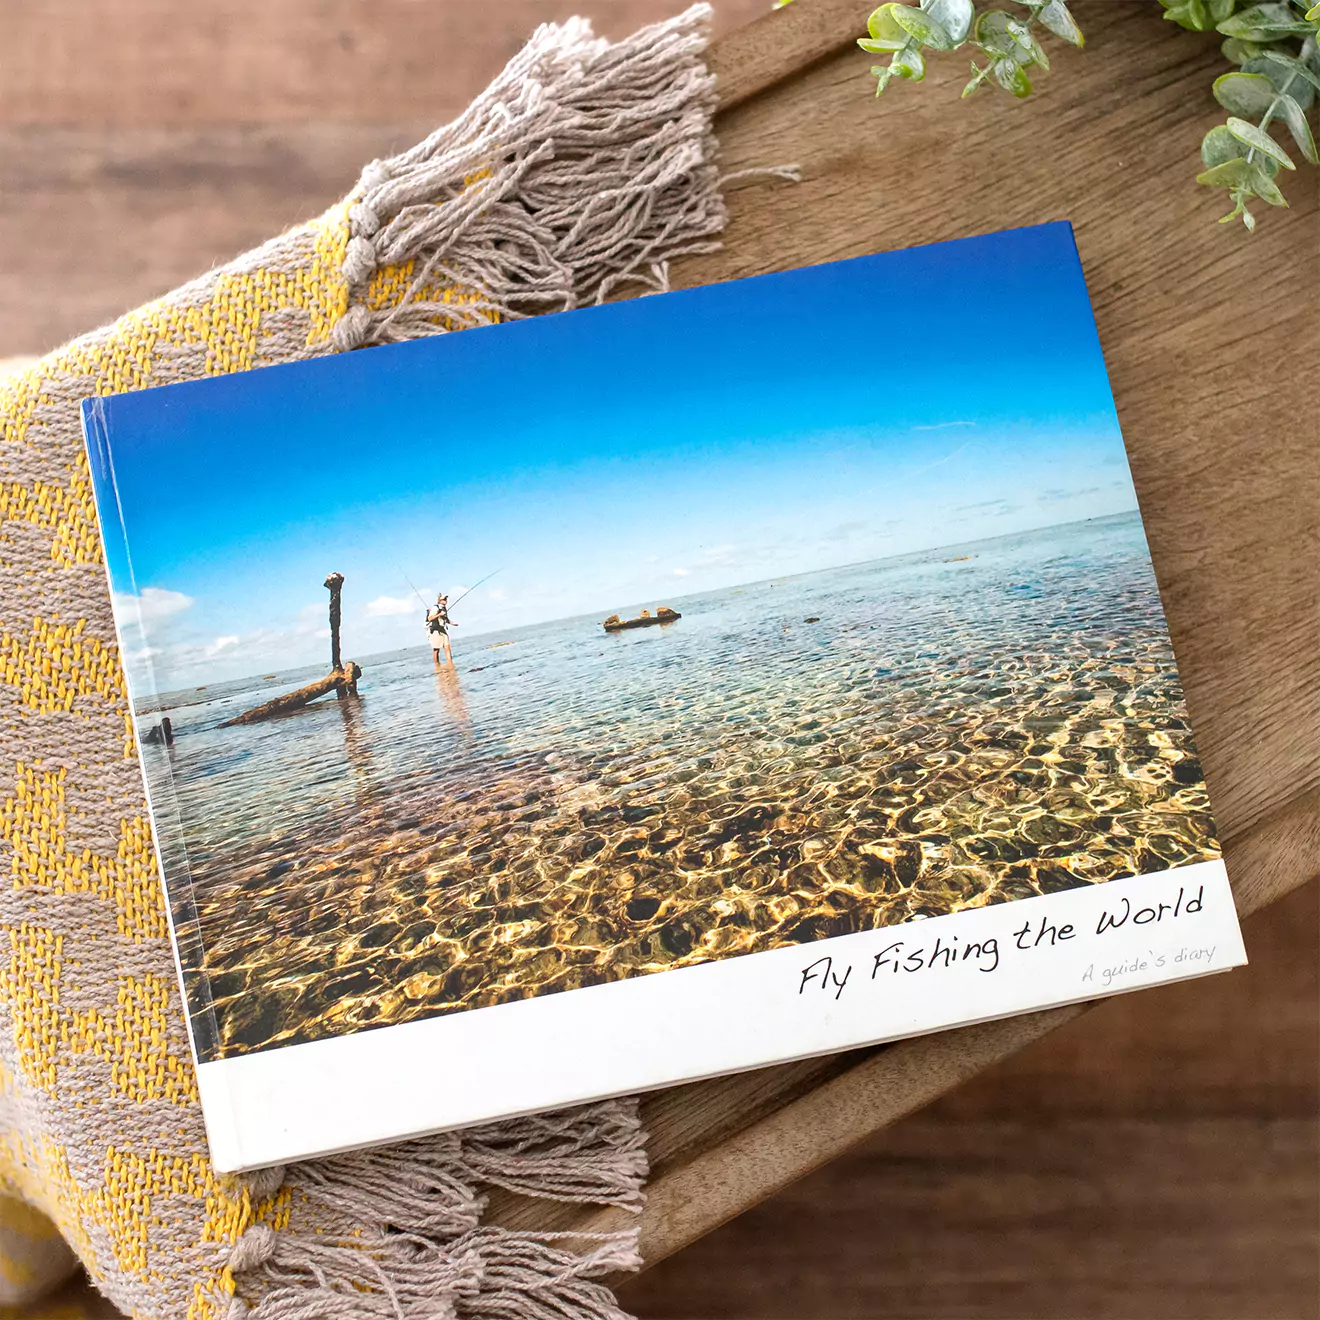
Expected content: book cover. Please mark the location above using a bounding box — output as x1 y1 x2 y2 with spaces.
82 221 1245 1173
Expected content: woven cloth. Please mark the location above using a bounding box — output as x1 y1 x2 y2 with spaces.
0 8 729 1316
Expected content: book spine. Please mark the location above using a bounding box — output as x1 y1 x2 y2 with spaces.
80 398 227 1068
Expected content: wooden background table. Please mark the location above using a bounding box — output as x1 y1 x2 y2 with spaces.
3 1 1316 1315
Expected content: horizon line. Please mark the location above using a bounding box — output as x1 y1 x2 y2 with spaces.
143 509 1142 703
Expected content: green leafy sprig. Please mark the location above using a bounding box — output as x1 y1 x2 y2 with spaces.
1160 2 1320 229
856 0 1084 99
799 0 1320 229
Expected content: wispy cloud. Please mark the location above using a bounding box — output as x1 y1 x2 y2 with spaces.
1038 486 1100 504
113 587 193 625
912 420 977 431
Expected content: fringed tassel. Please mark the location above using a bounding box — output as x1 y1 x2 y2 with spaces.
331 3 725 351
229 1099 647 1318
232 1224 638 1320
460 1100 648 1209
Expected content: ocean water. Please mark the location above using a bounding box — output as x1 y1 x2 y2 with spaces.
144 513 1220 1060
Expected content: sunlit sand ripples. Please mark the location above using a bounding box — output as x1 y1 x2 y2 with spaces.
147 514 1220 1060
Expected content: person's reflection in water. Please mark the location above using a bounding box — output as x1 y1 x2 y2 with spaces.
434 660 472 737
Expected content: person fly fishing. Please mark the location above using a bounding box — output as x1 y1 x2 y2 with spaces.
402 567 500 667
426 592 455 665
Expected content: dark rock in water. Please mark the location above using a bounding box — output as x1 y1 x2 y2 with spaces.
612 832 645 857
358 921 402 950
442 963 486 1000
228 987 301 1051
469 666 486 672
658 916 699 957
892 840 923 886
602 606 681 632
1172 756 1203 785
804 616 820 623
706 803 778 845
1036 867 1085 894
206 971 247 1002
559 833 605 864
264 859 295 880
395 922 434 954
322 966 377 999
626 895 662 922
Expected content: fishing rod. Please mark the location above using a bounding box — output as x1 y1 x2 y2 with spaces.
398 567 429 610
449 568 502 611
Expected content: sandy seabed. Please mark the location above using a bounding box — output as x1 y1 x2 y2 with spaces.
152 514 1220 1059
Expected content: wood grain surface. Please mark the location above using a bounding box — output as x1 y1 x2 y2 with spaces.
3 0 1316 1315
490 0 1320 1285
0 0 767 358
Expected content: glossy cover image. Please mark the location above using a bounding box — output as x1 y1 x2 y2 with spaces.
84 222 1244 1171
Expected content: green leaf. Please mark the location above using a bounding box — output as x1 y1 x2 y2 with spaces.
868 4 909 42
1222 36 1270 63
892 43 927 78
872 63 896 95
921 0 974 43
1197 157 1257 188
1196 156 1287 204
1240 204 1257 230
1248 161 1289 204
1208 0 1235 20
1246 51 1320 109
1308 2 1320 20
1037 0 1085 44
1259 50 1320 92
1007 17 1049 67
890 3 957 48
1201 123 1248 168
1305 36 1320 78
1217 2 1314 40
1273 91 1320 162
1163 0 1211 30
1213 70 1280 116
858 35 907 51
975 10 1020 55
1226 115 1297 167
993 57 1034 96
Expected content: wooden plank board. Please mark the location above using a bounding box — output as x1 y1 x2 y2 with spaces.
0 0 774 357
485 0 1320 1273
625 878 1317 1315
627 1117 1320 1318
3 0 1314 1300
0 0 768 127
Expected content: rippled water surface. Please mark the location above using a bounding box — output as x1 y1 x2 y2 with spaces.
144 513 1220 1060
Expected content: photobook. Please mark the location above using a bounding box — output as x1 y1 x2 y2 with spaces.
83 222 1246 1172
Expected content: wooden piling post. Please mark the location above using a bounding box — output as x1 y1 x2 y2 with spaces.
324 572 344 678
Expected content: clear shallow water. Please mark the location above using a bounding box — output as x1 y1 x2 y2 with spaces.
143 513 1220 1060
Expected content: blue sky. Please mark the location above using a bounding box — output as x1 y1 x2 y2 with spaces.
89 222 1137 692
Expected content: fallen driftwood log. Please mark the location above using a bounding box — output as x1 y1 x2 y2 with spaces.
220 663 360 728
221 571 364 727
